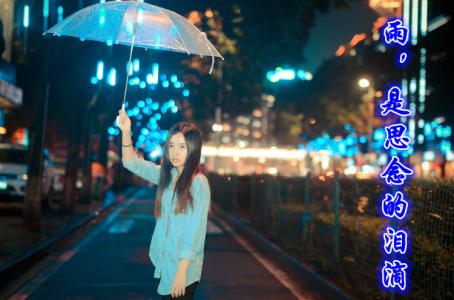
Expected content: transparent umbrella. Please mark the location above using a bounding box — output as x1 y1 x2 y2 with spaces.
44 0 224 108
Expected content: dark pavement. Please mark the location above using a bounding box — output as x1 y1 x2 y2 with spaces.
6 187 320 300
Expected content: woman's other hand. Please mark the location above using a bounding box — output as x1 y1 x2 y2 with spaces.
171 267 187 298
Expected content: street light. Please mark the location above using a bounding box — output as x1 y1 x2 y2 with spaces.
358 77 375 154
358 78 370 88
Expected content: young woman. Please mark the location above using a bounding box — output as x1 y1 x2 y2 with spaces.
117 108 210 299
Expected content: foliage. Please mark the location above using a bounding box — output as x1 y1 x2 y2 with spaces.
179 0 357 126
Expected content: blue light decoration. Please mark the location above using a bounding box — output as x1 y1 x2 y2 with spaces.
125 20 134 37
154 33 161 47
107 62 188 156
126 61 133 76
57 6 64 23
133 58 140 72
107 68 116 86
128 77 140 86
96 60 104 80
43 0 49 17
137 7 144 25
378 19 412 295
297 70 313 81
99 7 106 26
267 67 313 83
304 132 359 157
23 5 30 28
43 0 49 31
146 64 160 85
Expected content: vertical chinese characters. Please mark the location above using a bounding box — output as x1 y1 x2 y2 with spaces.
378 18 412 294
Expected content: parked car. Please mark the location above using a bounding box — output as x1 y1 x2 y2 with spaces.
0 143 57 203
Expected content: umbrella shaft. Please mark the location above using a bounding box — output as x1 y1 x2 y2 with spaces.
122 34 136 109
122 8 140 109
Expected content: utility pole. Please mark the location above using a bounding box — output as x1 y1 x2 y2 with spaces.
79 91 99 204
23 39 52 230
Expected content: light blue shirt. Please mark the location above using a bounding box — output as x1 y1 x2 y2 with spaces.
122 154 211 295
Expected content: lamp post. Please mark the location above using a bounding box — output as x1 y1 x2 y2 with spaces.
358 78 375 154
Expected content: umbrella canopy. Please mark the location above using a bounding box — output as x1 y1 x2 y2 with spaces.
44 0 223 107
44 0 223 59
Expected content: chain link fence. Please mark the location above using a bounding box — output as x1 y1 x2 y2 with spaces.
208 173 454 300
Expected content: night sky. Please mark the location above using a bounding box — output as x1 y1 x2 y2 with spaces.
303 0 379 73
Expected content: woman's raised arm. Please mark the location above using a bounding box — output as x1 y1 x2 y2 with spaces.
117 108 160 185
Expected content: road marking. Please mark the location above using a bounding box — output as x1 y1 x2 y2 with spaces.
214 216 311 300
108 219 135 234
207 219 223 234
125 213 153 220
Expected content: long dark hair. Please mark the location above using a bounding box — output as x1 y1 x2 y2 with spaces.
154 122 202 218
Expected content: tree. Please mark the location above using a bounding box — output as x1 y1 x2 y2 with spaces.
274 110 304 145
178 0 356 127
285 34 404 141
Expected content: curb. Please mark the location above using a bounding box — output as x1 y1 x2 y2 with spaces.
0 188 136 289
211 203 353 300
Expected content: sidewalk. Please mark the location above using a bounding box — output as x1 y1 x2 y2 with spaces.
4 187 324 299
0 188 350 300
0 188 132 289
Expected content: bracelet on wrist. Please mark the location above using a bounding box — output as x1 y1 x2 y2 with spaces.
122 142 133 147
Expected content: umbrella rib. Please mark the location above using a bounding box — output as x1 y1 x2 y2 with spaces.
155 7 190 55
201 33 216 74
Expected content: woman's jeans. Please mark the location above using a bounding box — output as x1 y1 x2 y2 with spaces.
161 281 199 300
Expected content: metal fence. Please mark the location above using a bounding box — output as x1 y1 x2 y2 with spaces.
207 173 454 300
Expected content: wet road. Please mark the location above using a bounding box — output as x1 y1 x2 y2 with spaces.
8 187 320 300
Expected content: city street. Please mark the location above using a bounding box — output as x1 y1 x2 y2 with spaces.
5 187 321 300
1 1 452 299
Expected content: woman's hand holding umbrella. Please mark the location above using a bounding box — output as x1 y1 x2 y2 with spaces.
117 108 135 160
116 108 131 133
